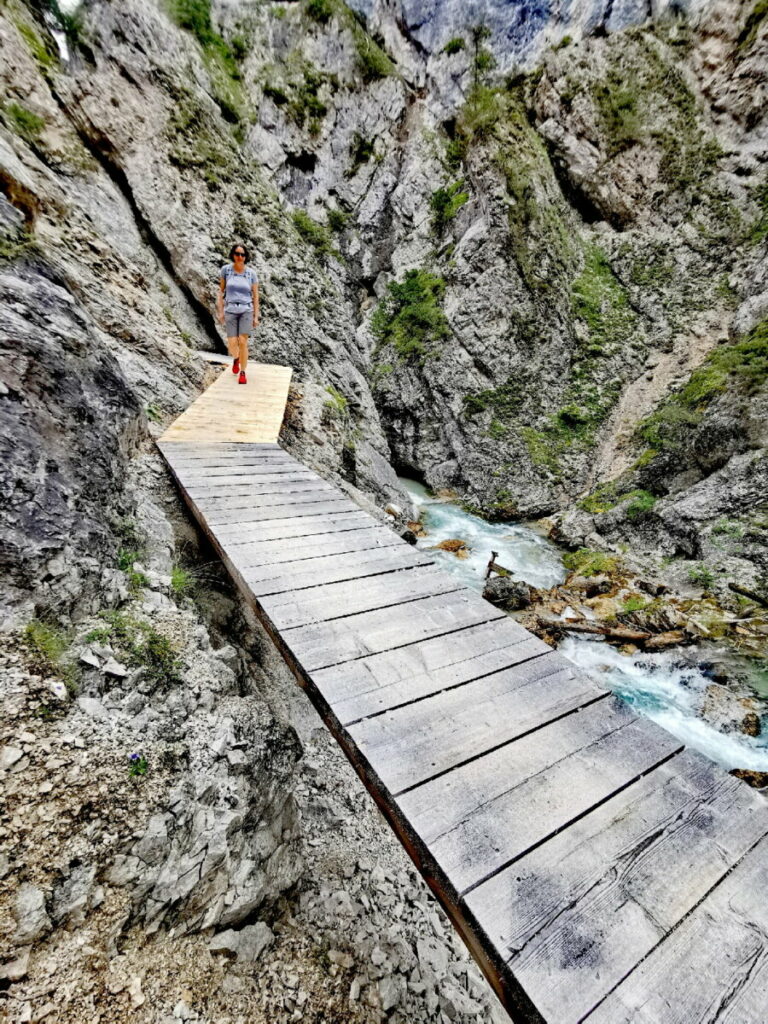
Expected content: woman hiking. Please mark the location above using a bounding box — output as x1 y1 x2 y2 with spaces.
217 243 259 384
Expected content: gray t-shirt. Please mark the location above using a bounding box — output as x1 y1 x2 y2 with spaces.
220 264 258 313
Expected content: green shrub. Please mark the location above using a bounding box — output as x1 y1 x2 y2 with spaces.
624 489 657 519
591 72 641 156
287 66 328 131
636 319 768 449
578 481 621 514
171 565 196 597
687 564 715 590
3 102 45 144
738 0 768 49
24 620 78 693
711 518 744 538
87 612 182 688
620 596 648 614
429 181 469 233
263 83 289 105
327 208 350 232
443 37 466 55
370 269 450 360
292 209 336 259
562 548 620 576
323 384 348 417
355 33 394 81
170 0 245 123
306 0 334 22
349 131 375 173
14 19 57 69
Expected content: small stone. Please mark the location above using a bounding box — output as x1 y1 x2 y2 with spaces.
0 746 23 770
102 658 128 678
79 649 102 669
378 975 403 1012
77 696 110 720
741 712 761 738
13 884 51 946
384 503 402 517
127 976 145 1008
0 947 31 982
328 949 354 969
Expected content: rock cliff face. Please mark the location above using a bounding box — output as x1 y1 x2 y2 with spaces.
0 0 766 1020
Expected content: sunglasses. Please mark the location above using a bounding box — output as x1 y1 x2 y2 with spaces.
233 251 246 257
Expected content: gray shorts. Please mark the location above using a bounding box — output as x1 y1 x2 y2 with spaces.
225 308 253 337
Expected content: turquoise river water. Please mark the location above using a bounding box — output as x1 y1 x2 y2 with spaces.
401 477 768 772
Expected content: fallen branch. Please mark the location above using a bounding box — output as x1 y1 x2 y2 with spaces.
728 582 768 609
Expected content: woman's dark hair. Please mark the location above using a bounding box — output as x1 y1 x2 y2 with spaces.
229 242 250 261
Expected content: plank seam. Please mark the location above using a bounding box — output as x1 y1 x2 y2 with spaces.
391 689 611 798
577 821 768 1022
236 537 404 571
461 746 686 898
342 646 556 727
247 556 437 598
275 580 468 630
293 611 507 673
221 519 375 547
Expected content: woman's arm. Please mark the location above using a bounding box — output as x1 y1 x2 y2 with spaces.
252 281 260 326
216 278 226 323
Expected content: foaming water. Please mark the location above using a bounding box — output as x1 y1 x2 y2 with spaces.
560 637 768 771
404 478 565 590
400 476 768 770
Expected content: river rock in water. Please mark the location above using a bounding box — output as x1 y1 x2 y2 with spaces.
483 577 532 610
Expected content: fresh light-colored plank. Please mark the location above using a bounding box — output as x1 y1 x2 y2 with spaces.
159 362 292 444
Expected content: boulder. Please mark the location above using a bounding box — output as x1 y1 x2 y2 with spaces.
483 577 532 610
208 921 274 963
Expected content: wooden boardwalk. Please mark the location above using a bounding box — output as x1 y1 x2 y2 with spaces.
159 364 768 1023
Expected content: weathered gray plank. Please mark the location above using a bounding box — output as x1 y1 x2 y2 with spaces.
224 526 403 568
398 698 682 894
584 830 768 1024
243 544 434 597
466 749 768 1023
166 454 301 472
284 590 507 673
192 482 337 512
215 509 372 544
170 463 306 483
183 471 318 492
316 617 537 725
203 496 357 526
349 650 603 794
185 475 322 499
260 564 460 630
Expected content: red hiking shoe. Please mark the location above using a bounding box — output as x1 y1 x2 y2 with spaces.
238 370 247 385
232 357 240 374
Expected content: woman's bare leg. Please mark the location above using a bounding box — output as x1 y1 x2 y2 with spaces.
226 335 239 359
238 334 249 371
